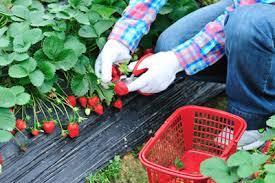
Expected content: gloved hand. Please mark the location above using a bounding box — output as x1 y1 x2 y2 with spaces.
127 51 183 94
95 39 131 83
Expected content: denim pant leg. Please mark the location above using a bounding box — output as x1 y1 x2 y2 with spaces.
155 0 232 83
224 4 275 130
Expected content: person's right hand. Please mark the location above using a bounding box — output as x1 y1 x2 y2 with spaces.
95 40 131 83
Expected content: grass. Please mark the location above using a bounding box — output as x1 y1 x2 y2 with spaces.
86 153 147 183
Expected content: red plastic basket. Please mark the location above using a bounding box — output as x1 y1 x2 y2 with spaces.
139 105 247 183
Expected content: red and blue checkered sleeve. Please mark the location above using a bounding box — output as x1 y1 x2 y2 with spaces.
109 0 167 52
172 14 227 75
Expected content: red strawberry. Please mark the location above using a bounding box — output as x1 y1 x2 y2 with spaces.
112 65 121 77
67 123 79 138
43 121 55 134
88 96 100 108
31 129 39 136
94 104 104 115
112 98 123 110
16 119 27 131
78 97 87 108
112 75 120 82
114 82 129 96
66 95 77 107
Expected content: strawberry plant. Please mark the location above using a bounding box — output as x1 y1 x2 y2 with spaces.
200 115 275 183
0 0 200 147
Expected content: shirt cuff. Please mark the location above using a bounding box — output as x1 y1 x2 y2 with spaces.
108 21 142 52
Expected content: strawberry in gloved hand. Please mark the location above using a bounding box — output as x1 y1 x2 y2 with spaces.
127 51 183 94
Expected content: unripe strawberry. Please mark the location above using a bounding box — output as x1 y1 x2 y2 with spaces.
85 108 91 116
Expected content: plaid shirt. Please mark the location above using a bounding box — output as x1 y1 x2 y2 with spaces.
109 0 275 75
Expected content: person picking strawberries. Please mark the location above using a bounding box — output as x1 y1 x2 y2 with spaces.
95 0 275 150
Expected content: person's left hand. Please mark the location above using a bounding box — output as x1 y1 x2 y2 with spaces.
127 51 183 94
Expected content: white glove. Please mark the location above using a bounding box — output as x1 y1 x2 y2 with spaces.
127 51 183 94
95 39 131 83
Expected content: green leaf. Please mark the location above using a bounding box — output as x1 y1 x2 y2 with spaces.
56 11 71 19
43 31 65 40
266 115 275 128
265 164 275 173
0 27 8 37
96 37 106 50
8 65 28 78
8 22 29 38
43 36 64 59
0 4 12 16
52 21 67 32
54 49 77 71
13 36 31 53
78 25 97 38
38 78 55 93
23 28 43 44
227 151 251 167
96 86 114 106
91 4 115 18
30 11 45 26
31 1 44 11
64 36 86 57
251 153 269 167
261 129 275 141
93 20 114 36
174 157 184 169
34 49 49 62
237 163 258 178
10 86 25 95
29 69 45 87
16 92 30 105
73 55 90 74
200 157 228 176
37 61 56 80
87 10 101 24
8 58 37 78
13 0 32 6
87 73 97 94
200 157 235 183
0 130 13 142
69 0 82 8
19 57 37 73
0 36 10 48
0 108 16 131
11 5 30 20
0 87 16 108
264 173 275 183
74 11 90 25
71 75 89 96
0 53 14 66
13 52 29 61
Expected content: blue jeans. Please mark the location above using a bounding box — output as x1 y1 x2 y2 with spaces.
155 1 275 130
